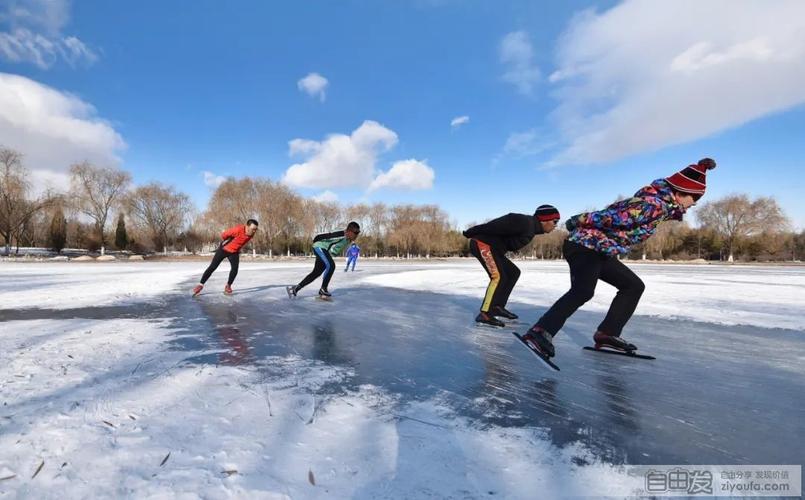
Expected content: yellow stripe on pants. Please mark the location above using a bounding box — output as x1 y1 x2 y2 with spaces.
478 240 500 312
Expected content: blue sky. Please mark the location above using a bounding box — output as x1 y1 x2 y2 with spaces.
2 0 804 228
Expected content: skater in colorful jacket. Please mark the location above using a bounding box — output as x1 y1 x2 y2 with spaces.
463 205 561 327
287 221 360 299
192 219 259 296
522 158 717 358
345 243 360 272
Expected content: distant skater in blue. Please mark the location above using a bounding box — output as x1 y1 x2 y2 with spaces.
345 242 360 272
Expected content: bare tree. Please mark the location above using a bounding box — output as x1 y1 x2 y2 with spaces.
202 177 307 256
523 227 567 259
364 202 389 257
388 205 421 258
278 193 306 255
253 180 302 257
367 203 389 238
305 200 343 235
205 177 257 226
0 148 53 254
697 194 788 262
203 177 260 252
643 220 688 260
69 161 132 253
418 205 450 258
127 183 192 253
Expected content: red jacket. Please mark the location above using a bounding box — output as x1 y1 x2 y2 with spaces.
221 225 253 253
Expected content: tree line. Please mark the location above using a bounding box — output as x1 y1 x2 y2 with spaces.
1 146 803 262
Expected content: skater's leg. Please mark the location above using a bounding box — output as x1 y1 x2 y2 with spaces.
296 251 326 291
469 239 501 313
535 240 601 335
200 248 227 284
493 256 520 309
226 251 240 285
596 258 645 336
351 255 357 271
320 250 336 290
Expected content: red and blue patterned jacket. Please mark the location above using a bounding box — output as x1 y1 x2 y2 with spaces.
566 179 685 256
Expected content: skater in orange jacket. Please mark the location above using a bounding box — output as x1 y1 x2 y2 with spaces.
192 219 259 296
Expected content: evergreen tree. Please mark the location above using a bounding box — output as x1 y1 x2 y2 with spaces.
49 206 67 253
115 212 128 250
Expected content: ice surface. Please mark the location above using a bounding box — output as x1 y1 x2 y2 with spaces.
1 259 803 498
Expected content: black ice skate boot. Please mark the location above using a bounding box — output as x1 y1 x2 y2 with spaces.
522 326 555 358
593 331 637 352
491 305 518 320
475 311 505 328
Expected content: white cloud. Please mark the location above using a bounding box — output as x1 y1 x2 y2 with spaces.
297 72 329 102
500 31 540 96
0 0 70 33
547 0 805 165
203 170 226 188
450 115 470 128
502 129 548 158
312 190 339 203
288 138 322 157
282 120 399 189
0 0 96 69
282 121 435 193
368 159 435 192
28 168 70 196
0 72 125 192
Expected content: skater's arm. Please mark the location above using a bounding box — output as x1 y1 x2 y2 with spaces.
574 197 665 231
313 230 345 242
221 226 240 240
463 214 528 238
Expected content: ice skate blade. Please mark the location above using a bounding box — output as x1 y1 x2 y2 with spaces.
474 321 505 329
512 331 560 371
583 346 655 360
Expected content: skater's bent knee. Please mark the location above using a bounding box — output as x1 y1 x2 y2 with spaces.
571 286 596 303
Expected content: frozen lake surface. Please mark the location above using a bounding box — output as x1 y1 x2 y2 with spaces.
1 260 803 498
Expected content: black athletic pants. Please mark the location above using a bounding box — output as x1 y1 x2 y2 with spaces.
296 247 335 292
469 238 521 313
200 247 240 285
536 240 645 337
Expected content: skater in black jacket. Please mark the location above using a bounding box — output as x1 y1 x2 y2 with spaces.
463 205 560 327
